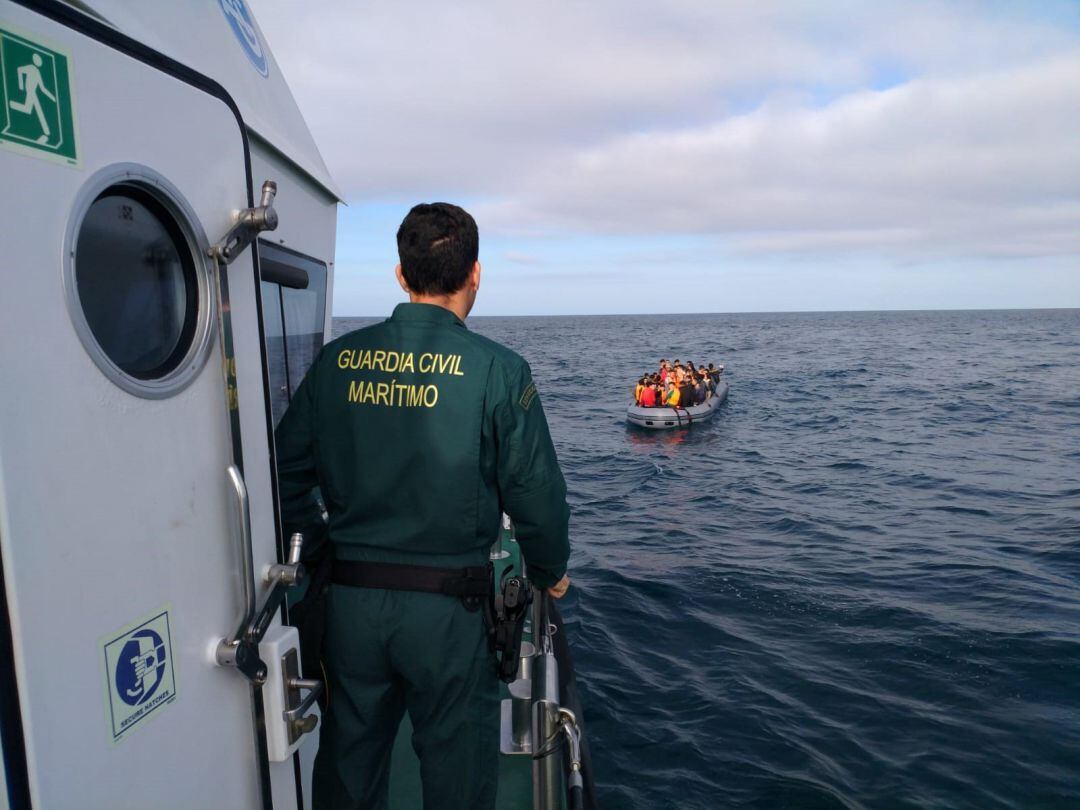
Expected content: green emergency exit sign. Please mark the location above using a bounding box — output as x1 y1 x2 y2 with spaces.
0 26 77 164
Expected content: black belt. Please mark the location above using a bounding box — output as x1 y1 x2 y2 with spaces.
331 559 491 599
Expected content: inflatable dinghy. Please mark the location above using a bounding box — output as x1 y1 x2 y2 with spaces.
626 381 728 429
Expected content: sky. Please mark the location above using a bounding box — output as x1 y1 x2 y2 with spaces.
252 1 1080 316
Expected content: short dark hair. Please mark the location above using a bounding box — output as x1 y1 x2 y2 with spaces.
396 202 479 295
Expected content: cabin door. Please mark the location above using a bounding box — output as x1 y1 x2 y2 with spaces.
0 5 303 808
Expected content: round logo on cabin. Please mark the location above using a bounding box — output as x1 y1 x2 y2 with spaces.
114 628 168 707
219 0 269 77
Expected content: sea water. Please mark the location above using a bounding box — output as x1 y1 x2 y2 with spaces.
333 309 1080 809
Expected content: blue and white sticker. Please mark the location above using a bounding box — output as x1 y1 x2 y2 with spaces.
218 0 269 77
102 607 177 743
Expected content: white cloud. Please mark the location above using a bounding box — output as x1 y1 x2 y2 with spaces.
253 0 1080 263
481 53 1080 258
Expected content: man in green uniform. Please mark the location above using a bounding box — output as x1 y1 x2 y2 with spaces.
274 202 571 810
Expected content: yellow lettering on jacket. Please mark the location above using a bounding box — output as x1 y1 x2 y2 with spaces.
340 349 462 377
340 347 463 409
416 352 464 375
349 379 439 409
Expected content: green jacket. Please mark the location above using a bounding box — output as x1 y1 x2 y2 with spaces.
275 303 570 588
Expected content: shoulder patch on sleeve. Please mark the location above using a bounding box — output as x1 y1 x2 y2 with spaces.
518 380 538 411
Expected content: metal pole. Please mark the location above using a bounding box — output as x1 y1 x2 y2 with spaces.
531 589 563 810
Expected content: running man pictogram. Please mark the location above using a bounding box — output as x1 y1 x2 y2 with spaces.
9 52 56 143
0 26 78 162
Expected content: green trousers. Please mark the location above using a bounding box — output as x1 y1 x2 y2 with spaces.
312 584 499 810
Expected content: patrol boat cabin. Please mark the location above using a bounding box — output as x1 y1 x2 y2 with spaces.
0 2 593 808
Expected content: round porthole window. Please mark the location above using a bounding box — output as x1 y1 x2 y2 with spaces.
65 166 214 398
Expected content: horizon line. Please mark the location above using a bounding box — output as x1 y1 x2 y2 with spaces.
332 305 1079 318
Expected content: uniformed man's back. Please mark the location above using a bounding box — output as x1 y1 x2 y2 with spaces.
275 202 571 810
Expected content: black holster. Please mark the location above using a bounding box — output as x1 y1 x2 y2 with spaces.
485 572 532 683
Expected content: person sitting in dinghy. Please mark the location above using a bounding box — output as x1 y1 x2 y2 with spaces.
694 374 709 405
640 380 658 407
644 378 661 407
695 366 712 398
678 375 693 408
701 367 716 397
665 380 680 406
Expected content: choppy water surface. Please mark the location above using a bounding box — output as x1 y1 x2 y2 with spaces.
334 310 1080 809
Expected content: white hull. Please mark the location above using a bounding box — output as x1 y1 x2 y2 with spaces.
626 382 729 429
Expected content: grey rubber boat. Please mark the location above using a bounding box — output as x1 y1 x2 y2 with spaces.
626 381 729 429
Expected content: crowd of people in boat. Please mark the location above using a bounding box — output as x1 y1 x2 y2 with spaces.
633 359 724 408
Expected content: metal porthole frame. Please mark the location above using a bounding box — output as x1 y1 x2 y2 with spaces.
62 162 217 399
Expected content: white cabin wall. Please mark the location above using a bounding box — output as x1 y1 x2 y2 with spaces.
76 0 340 201
0 5 272 803
0 5 338 807
250 138 338 338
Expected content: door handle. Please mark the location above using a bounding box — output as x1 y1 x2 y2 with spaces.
225 465 256 632
283 674 323 741
216 465 306 686
262 628 322 760
215 465 266 683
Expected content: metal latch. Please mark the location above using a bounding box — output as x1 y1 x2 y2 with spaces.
215 465 307 686
259 625 322 761
209 180 278 264
217 529 305 685
282 648 322 744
